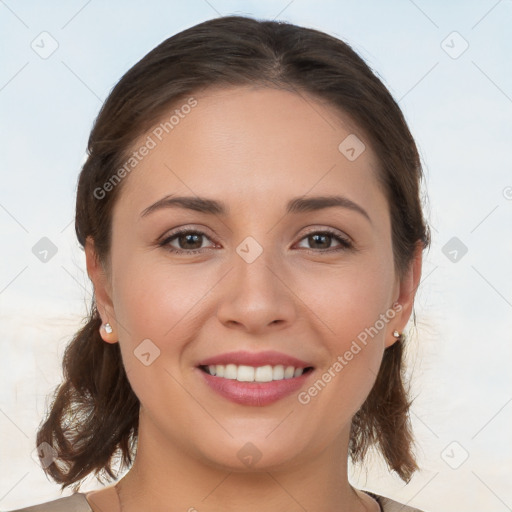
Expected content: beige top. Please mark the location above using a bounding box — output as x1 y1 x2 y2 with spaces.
4 490 428 512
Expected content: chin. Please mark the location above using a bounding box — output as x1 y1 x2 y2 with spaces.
197 438 307 473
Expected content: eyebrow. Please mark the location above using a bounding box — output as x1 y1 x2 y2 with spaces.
140 194 372 224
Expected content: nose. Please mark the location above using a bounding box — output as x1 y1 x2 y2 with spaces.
215 244 298 334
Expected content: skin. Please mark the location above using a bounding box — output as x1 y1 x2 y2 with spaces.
85 86 423 512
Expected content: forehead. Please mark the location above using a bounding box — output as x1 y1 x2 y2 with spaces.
114 86 387 221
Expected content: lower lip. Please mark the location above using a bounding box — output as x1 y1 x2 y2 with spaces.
197 367 314 406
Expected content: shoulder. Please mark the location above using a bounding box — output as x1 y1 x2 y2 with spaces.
365 490 429 512
3 493 92 512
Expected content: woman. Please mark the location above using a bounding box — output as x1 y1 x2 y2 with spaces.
9 15 431 512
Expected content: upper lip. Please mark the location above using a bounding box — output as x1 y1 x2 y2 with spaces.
197 350 314 368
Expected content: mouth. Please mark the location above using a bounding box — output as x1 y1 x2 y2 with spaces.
196 362 316 407
195 350 316 406
198 363 315 382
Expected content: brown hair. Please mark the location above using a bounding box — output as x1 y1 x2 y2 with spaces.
36 15 431 491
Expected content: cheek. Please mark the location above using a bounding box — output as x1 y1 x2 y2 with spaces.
112 252 208 341
109 249 223 383
296 254 395 406
299 254 395 345
296 290 392 438
110 257 204 411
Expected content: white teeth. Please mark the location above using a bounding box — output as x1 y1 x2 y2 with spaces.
237 365 255 382
272 365 284 380
255 365 273 382
203 363 307 382
284 366 295 379
224 364 238 379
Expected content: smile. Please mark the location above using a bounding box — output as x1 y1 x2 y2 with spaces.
199 363 314 382
197 365 315 406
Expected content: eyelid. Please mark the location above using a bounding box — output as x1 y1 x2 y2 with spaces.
159 224 351 242
157 224 217 244
298 225 352 244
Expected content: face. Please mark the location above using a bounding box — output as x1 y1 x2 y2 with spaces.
88 86 417 472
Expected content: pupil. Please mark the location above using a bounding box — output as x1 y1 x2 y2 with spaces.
181 233 201 249
310 234 330 249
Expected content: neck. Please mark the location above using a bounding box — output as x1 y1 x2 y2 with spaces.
112 412 375 512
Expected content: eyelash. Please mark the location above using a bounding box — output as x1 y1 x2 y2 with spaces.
158 227 354 255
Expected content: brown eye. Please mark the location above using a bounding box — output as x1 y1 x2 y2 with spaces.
159 229 215 254
174 232 204 250
297 230 353 253
158 228 353 256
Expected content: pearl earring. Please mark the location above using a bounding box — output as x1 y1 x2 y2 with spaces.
392 330 401 338
103 323 113 334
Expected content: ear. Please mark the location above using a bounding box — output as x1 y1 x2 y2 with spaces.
386 240 424 348
85 236 118 344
